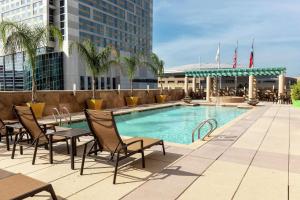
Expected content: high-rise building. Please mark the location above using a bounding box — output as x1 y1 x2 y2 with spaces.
0 0 155 91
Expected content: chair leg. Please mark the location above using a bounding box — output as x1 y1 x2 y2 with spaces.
11 134 18 159
32 139 39 165
141 150 145 168
20 145 23 155
113 152 120 184
66 139 70 154
47 185 58 200
26 133 30 144
80 143 88 175
161 141 166 155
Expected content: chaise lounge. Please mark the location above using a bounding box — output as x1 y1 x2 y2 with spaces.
12 106 70 164
80 110 166 184
0 169 57 200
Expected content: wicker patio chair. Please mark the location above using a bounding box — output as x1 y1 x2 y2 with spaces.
12 106 70 165
80 110 165 184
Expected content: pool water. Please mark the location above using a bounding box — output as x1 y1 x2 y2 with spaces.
67 106 248 144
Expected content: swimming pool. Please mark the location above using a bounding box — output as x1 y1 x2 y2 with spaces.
67 106 248 144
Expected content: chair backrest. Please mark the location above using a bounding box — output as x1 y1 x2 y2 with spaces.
0 119 6 136
84 110 123 153
13 106 45 140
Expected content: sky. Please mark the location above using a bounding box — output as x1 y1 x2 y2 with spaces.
152 0 300 76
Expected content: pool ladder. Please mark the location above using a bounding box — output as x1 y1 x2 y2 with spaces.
192 118 218 142
52 107 72 126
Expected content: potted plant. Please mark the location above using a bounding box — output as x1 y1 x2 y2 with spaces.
123 55 142 107
70 40 115 110
291 81 300 108
0 21 63 118
148 53 167 103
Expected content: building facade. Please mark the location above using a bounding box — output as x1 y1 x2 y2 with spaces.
0 0 155 91
160 64 297 95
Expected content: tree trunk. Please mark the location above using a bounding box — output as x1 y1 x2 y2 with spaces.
32 75 36 103
92 76 95 99
31 65 37 103
160 82 163 95
130 79 133 96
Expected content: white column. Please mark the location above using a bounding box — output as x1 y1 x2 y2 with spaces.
199 78 201 90
278 74 285 96
184 76 189 96
248 75 254 99
206 76 211 102
192 77 196 92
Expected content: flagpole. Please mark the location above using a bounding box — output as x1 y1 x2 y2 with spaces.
218 42 222 95
235 40 238 96
252 38 255 68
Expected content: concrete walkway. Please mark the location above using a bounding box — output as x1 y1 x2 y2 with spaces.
0 103 299 200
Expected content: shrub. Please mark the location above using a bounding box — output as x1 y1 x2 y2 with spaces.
291 81 300 100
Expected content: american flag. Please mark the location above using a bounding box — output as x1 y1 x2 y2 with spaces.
233 41 238 68
249 40 254 68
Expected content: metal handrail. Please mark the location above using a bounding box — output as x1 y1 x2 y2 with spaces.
52 108 62 126
61 107 72 125
192 118 218 142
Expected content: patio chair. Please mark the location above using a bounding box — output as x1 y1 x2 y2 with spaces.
80 110 165 184
12 106 70 165
0 170 57 200
0 118 9 143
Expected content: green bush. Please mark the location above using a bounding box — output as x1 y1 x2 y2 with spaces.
291 81 300 100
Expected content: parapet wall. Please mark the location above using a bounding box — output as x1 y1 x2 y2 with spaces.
0 89 185 119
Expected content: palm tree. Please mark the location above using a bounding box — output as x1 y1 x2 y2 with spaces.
148 53 165 94
69 40 115 99
123 55 142 96
0 21 63 102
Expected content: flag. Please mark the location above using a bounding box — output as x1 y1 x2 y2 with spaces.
249 40 254 68
233 41 238 68
215 43 220 68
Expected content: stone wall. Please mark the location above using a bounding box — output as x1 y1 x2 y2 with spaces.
0 89 184 119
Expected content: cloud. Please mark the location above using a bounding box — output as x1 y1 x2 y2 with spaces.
153 0 300 76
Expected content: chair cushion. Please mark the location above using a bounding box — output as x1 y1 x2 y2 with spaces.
123 137 162 152
0 174 49 200
0 169 14 180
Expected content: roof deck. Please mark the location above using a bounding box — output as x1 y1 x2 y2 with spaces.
0 102 299 200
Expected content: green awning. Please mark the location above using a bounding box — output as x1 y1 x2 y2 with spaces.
185 67 286 77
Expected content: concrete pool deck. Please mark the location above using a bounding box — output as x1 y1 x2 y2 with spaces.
0 103 298 199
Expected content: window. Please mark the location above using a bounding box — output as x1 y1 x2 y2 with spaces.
112 77 116 89
87 76 92 90
106 77 111 89
101 77 105 89
95 77 99 89
80 76 85 90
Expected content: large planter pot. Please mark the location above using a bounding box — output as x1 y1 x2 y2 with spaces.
247 98 259 106
87 99 103 110
26 102 45 119
156 95 167 103
182 96 192 104
125 96 139 107
292 99 300 108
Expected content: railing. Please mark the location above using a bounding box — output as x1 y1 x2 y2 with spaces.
61 107 72 125
52 108 62 126
192 118 218 142
52 107 72 126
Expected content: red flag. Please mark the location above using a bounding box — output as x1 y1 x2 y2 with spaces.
249 41 254 68
233 46 237 68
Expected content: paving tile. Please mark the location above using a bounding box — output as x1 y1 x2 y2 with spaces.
121 156 213 200
190 144 228 160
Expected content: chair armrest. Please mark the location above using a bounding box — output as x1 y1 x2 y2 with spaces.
125 139 143 149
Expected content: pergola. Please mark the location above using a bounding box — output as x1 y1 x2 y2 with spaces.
184 67 286 101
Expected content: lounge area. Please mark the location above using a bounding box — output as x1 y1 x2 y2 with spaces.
0 100 299 200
